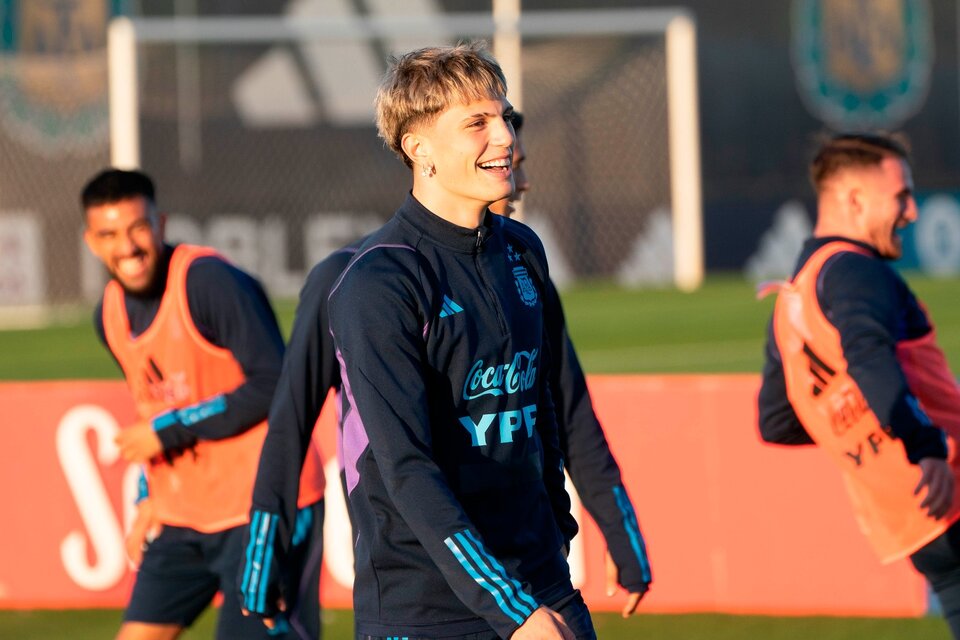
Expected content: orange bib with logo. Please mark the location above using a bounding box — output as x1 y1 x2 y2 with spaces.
103 245 324 532
772 241 960 562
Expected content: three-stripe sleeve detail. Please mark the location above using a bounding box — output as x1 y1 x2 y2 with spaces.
613 485 652 583
241 510 279 612
443 529 538 625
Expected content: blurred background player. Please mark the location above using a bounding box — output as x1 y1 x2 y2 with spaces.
329 43 592 639
489 112 652 617
81 169 325 640
758 133 960 638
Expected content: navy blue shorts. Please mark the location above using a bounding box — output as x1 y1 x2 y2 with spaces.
125 500 324 639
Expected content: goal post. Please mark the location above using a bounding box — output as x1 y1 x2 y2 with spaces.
107 7 702 291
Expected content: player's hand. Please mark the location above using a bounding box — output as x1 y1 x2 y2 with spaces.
511 606 575 639
605 549 648 618
242 598 286 630
916 457 955 519
124 498 161 568
116 420 163 462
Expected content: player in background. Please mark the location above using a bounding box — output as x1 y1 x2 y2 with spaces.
81 169 325 640
239 240 358 629
328 43 591 639
489 112 652 617
758 133 960 638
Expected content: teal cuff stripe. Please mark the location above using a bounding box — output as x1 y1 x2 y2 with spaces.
242 511 278 612
445 533 527 626
135 468 149 503
256 516 279 612
179 394 227 426
153 395 227 431
240 511 263 607
461 529 538 612
152 411 178 431
613 485 652 582
292 506 313 546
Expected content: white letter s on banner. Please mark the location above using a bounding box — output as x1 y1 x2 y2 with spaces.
56 405 126 591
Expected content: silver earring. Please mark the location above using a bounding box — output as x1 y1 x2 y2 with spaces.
421 164 434 178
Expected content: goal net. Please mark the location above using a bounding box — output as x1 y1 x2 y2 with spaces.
0 5 699 317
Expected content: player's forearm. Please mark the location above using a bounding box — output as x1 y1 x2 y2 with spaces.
152 378 274 446
582 483 653 590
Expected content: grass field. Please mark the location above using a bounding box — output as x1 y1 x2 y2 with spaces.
0 608 952 640
4 273 960 379
2 274 958 638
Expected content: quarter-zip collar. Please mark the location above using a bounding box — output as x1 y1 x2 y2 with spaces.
397 192 494 254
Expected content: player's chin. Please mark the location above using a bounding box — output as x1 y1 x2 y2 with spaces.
114 272 156 295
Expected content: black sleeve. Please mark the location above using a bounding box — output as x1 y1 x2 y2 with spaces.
821 253 946 462
249 250 350 527
544 280 652 591
536 324 578 545
758 318 816 445
152 257 285 452
239 250 352 618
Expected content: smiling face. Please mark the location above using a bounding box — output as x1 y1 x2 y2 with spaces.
84 195 166 294
854 156 916 260
404 96 515 225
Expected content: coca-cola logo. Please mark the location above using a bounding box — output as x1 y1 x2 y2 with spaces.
462 349 538 401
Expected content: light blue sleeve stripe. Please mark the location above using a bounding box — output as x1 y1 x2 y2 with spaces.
178 394 227 427
243 511 277 611
135 467 149 504
241 511 263 605
291 506 313 546
444 534 526 626
460 529 539 612
152 410 178 431
256 516 279 612
151 395 227 431
613 485 652 582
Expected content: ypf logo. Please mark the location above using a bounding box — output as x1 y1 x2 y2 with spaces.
791 0 932 128
0 0 125 156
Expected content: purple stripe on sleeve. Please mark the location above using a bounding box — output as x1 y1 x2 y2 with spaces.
334 388 345 472
335 346 370 495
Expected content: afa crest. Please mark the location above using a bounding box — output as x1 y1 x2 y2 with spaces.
0 0 126 156
512 265 538 308
791 0 932 128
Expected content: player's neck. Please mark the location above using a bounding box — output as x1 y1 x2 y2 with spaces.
411 183 487 230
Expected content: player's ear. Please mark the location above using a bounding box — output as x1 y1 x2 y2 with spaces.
401 131 431 174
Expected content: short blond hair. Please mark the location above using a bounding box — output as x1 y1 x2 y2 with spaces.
375 42 508 167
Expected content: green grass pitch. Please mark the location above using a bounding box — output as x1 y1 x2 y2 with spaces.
1 274 958 638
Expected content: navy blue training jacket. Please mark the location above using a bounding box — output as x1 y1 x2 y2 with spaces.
244 202 653 626
329 194 577 638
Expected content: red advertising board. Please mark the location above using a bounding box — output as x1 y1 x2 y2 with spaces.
0 377 927 616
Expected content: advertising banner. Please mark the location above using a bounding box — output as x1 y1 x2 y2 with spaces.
0 377 926 615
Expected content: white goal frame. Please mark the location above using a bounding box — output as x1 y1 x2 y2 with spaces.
108 7 703 290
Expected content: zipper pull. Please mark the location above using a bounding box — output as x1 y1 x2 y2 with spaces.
476 229 482 250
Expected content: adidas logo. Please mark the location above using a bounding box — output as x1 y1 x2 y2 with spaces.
440 295 464 318
803 342 836 396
